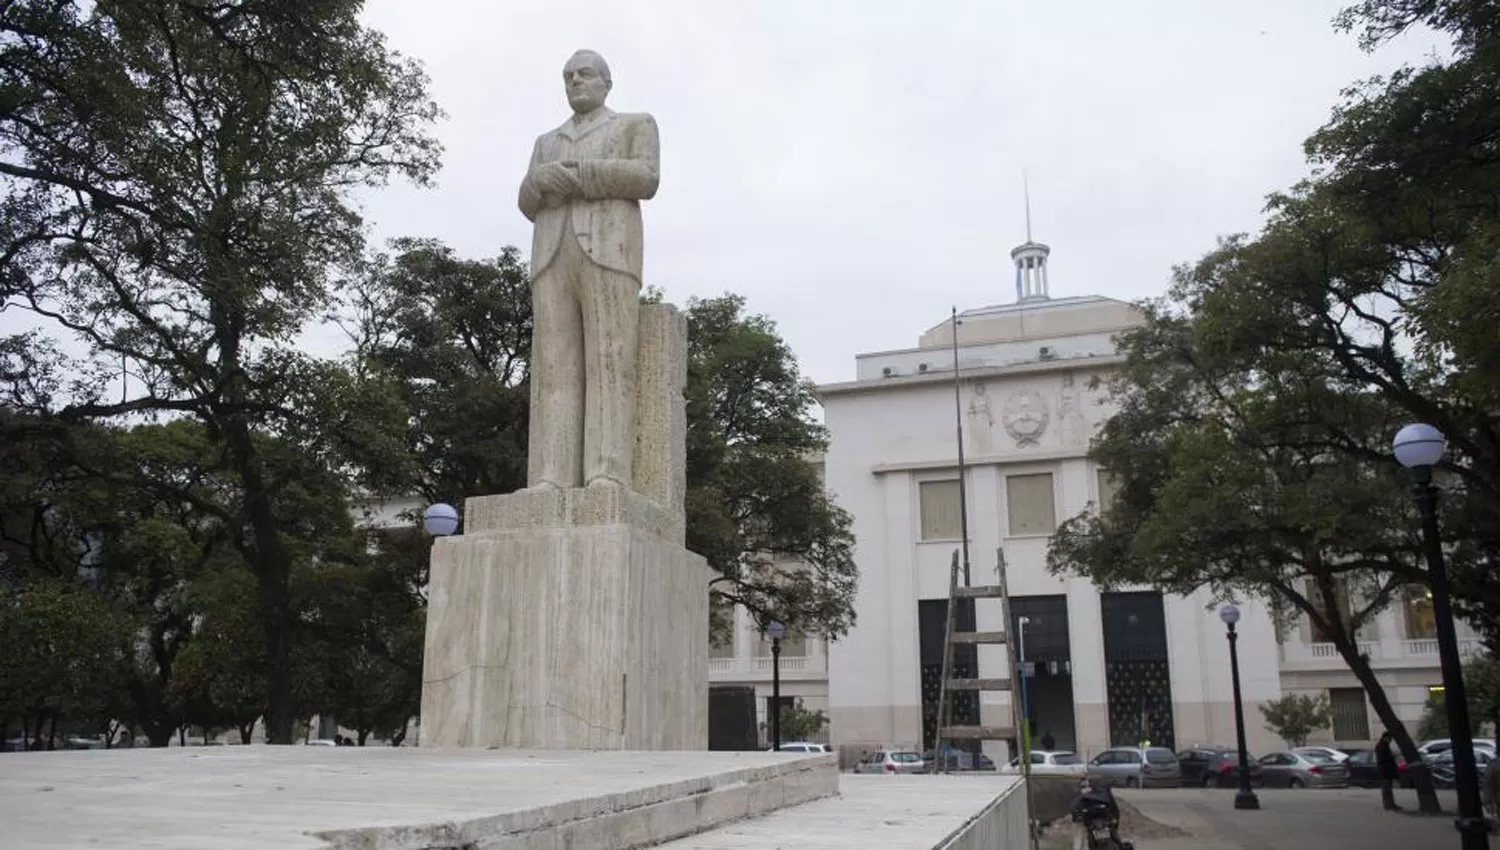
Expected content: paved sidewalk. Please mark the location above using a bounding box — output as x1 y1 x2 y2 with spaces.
1117 787 1462 850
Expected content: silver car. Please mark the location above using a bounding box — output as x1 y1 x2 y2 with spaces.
1257 751 1349 788
852 749 925 774
1085 746 1182 788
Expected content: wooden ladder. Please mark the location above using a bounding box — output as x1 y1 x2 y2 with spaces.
933 548 1038 845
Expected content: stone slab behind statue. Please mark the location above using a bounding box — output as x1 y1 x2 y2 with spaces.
419 303 708 750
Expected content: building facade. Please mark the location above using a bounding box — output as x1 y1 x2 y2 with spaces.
794 233 1469 761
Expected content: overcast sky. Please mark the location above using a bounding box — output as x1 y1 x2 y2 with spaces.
348 0 1443 386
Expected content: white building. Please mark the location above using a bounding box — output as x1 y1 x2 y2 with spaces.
726 230 1474 761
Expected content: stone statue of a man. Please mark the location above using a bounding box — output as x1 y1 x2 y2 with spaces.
519 49 661 491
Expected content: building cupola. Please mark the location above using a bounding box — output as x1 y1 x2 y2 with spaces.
1011 177 1050 303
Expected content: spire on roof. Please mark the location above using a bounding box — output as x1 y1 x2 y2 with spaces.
1012 173 1050 303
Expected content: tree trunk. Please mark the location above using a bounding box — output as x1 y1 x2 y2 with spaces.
357 728 369 746
1338 640 1442 812
46 714 57 750
238 722 254 745
220 412 296 745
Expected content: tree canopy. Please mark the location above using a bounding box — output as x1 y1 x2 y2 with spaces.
0 0 441 742
1048 0 1500 813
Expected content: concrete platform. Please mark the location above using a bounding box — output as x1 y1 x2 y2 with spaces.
0 747 836 849
660 774 1028 849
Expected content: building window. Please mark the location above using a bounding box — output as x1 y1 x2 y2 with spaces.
1305 578 1352 644
1006 473 1056 536
710 631 735 659
758 627 807 658
1096 469 1120 512
1330 688 1370 741
919 479 962 541
1404 585 1436 640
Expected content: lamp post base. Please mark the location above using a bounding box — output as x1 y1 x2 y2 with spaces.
1234 790 1261 811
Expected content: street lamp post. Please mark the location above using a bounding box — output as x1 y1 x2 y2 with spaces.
1018 616 1031 756
1394 424 1489 850
1219 604 1260 811
768 621 785 752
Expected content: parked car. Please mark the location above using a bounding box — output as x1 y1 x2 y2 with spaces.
1085 746 1182 788
1293 745 1351 764
1175 746 1264 788
923 748 996 772
1342 748 1387 788
853 749 925 774
1430 748 1495 789
1418 738 1497 759
771 742 830 754
1256 751 1349 788
1395 739 1495 787
1002 750 1087 777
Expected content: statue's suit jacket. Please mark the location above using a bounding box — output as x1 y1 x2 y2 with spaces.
518 107 660 283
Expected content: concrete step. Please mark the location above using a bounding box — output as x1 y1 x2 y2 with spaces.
656 774 1029 849
0 747 838 849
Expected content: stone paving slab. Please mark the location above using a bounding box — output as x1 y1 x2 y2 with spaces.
0 746 835 849
1116 787 1463 850
657 773 1024 849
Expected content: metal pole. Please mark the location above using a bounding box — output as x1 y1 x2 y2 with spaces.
1018 618 1030 756
1414 479 1488 850
950 308 978 763
950 307 972 588
1226 622 1260 810
771 637 782 752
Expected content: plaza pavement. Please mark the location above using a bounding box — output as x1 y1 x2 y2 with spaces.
1116 786 1464 850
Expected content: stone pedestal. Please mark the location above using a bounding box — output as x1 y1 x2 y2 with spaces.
420 483 711 750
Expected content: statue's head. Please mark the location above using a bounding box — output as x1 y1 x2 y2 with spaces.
563 50 612 115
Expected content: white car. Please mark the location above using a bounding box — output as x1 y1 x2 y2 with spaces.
1002 749 1088 776
1418 738 1497 759
769 742 830 754
1293 746 1351 763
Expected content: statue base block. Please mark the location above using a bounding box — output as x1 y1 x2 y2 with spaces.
420 487 709 750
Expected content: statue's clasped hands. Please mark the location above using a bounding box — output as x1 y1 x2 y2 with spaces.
534 160 582 198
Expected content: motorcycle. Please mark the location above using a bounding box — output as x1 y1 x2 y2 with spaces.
1070 778 1135 850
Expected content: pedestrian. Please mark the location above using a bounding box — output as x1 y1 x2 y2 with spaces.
1376 730 1401 811
1484 754 1500 824
1041 731 1056 751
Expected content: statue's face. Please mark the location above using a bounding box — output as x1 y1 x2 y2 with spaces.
563 54 611 114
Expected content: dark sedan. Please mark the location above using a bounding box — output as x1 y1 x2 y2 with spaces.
1176 746 1264 788
1343 748 1387 788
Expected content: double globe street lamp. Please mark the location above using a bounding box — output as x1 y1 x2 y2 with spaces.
1219 604 1260 811
1393 424 1488 850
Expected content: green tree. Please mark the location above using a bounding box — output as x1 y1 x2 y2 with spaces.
343 239 531 505
0 0 440 743
304 527 427 745
777 699 829 742
1418 655 1500 741
1260 693 1332 749
1045 298 1442 810
1169 0 1500 640
0 580 129 749
348 242 859 638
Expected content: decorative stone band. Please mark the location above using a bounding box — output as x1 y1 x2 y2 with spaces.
465 480 684 544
